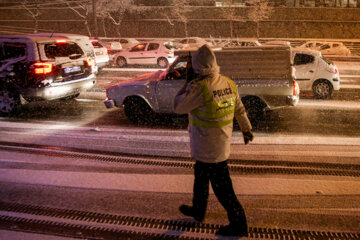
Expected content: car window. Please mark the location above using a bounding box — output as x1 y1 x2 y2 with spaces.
188 39 196 44
320 44 331 50
164 42 179 50
333 44 339 48
315 43 323 47
44 42 84 59
147 43 159 51
166 58 188 80
120 39 128 44
294 53 314 65
180 39 187 44
321 55 333 65
173 60 187 69
305 43 313 48
1 42 27 60
131 44 146 52
109 42 121 49
91 41 104 48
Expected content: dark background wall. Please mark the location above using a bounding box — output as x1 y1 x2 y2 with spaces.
1 6 360 40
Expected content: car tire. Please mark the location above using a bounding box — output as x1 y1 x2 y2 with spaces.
123 97 155 125
0 88 20 115
116 57 127 68
242 96 266 127
157 57 168 68
313 80 332 99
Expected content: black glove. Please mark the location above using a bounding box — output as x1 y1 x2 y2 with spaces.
243 131 254 145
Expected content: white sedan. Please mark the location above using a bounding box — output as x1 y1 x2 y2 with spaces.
112 41 178 68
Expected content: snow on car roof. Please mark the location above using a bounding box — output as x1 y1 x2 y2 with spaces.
292 48 322 56
0 34 68 43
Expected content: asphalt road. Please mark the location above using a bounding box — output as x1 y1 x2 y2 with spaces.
3 67 360 138
0 68 359 239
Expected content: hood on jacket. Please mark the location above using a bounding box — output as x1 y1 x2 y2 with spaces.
192 44 220 78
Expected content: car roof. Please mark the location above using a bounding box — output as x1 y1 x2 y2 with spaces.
120 38 139 42
137 40 173 44
292 48 322 56
305 40 342 45
0 34 67 43
29 33 90 40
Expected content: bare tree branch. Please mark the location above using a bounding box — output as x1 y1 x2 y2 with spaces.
22 0 40 33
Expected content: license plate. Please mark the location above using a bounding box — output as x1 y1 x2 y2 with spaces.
64 65 81 74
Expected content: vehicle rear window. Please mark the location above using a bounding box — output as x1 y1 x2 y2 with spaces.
321 55 333 65
0 42 26 60
294 53 314 65
147 43 159 51
44 42 83 59
164 43 179 50
320 44 331 50
91 41 104 48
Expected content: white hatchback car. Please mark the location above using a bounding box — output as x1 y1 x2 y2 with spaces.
297 41 351 56
292 49 340 99
113 41 178 68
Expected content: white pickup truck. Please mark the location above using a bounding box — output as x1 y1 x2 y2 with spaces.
104 46 299 125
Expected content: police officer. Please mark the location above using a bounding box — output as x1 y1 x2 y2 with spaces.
173 44 254 237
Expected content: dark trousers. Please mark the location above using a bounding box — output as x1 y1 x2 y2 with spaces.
193 160 247 226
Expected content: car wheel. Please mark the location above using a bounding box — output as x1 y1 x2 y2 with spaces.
0 88 20 115
242 96 266 127
116 57 127 68
157 57 168 68
313 80 332 99
123 97 155 125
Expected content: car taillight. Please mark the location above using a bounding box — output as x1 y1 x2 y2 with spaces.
56 39 67 44
293 81 299 96
33 62 53 74
85 57 94 67
328 66 338 74
167 50 173 54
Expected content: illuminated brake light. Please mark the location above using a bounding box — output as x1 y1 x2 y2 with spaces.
56 39 67 44
293 81 299 96
33 62 53 74
334 68 338 74
86 57 94 67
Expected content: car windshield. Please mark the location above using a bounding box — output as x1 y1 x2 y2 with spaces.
91 41 104 48
164 42 180 50
44 42 84 59
321 55 333 65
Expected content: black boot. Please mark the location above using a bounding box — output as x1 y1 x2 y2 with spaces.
179 205 204 222
216 224 248 237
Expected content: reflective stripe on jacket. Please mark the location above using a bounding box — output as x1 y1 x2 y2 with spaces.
189 77 237 128
173 44 252 163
